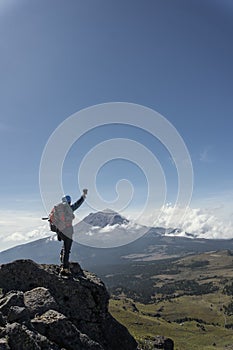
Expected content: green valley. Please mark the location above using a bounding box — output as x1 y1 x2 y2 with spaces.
102 250 233 349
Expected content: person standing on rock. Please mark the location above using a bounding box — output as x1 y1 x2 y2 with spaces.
49 189 88 276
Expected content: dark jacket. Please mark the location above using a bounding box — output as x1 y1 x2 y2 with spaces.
70 195 85 212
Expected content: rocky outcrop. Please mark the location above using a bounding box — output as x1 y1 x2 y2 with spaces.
153 336 174 349
0 260 137 350
140 336 174 350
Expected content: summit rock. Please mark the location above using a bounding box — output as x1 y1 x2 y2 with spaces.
0 259 137 350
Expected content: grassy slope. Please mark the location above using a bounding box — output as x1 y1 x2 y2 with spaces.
108 250 233 350
110 297 233 350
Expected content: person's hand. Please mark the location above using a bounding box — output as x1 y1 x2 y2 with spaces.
83 189 88 198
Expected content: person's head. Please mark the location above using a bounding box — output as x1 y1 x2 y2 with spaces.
62 195 71 205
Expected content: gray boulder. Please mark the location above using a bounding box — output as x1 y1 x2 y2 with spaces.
0 312 6 327
24 287 58 317
3 322 59 350
0 259 138 350
7 306 30 325
152 336 174 349
0 338 10 350
31 309 103 350
0 292 24 315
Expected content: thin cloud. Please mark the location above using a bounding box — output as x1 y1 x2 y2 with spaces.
200 146 214 163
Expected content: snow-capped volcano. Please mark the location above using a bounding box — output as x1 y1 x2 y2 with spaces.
83 209 129 228
74 209 147 248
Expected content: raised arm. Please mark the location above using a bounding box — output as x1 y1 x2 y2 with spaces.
71 189 88 212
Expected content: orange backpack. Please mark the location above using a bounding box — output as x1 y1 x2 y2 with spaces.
49 202 75 233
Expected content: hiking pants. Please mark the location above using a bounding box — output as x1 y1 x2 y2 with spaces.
59 227 73 269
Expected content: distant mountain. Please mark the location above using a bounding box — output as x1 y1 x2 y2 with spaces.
73 209 147 248
83 209 129 227
1 209 233 272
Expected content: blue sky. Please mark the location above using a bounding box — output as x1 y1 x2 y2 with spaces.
0 0 233 249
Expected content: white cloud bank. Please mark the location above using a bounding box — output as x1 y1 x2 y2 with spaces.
1 204 233 252
0 210 50 251
139 205 233 240
74 220 148 248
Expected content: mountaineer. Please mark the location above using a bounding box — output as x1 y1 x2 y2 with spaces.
49 189 88 276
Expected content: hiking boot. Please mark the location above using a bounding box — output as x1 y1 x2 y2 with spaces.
60 267 71 276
